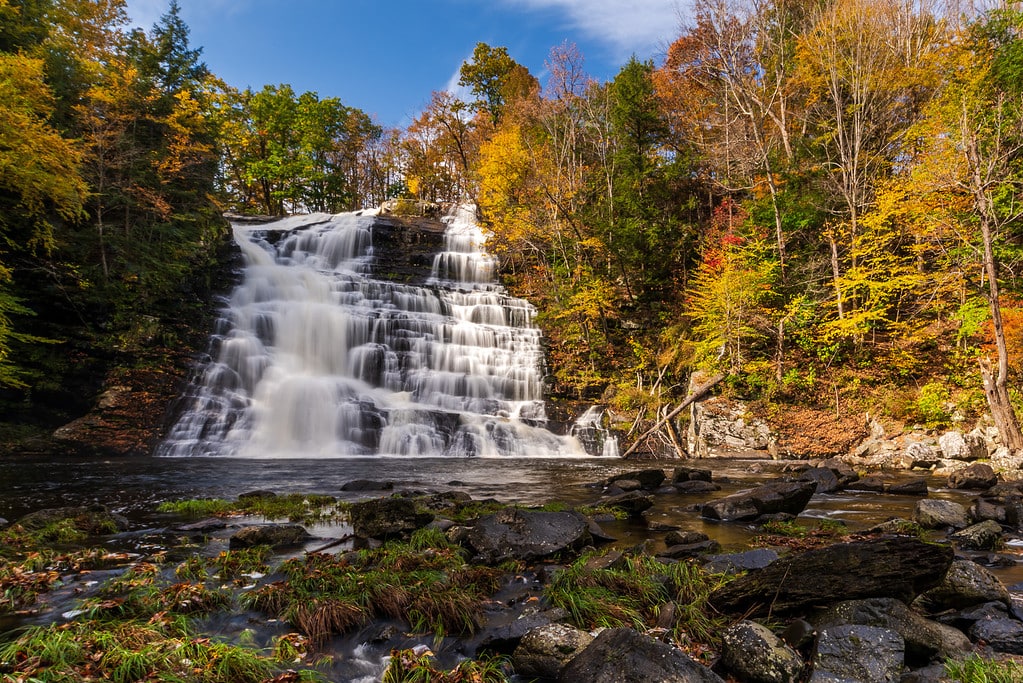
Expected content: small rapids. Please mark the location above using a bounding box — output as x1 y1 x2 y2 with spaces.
158 208 586 458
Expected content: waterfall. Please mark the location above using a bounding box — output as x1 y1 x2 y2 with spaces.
159 208 588 457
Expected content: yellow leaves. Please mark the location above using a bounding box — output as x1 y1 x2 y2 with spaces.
0 54 87 242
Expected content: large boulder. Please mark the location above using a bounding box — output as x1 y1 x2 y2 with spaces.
915 559 1010 610
559 628 724 682
939 431 987 461
512 623 593 680
701 482 817 522
720 620 803 683
968 482 1023 527
598 491 654 517
466 509 591 564
811 598 970 665
688 396 773 457
798 468 841 494
349 497 433 539
913 499 969 530
949 463 998 490
710 537 953 616
808 625 904 683
229 524 311 549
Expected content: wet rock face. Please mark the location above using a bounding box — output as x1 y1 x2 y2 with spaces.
559 627 725 683
701 481 817 522
512 623 593 680
466 509 591 564
229 524 311 549
808 625 904 683
710 537 953 617
721 620 803 683
349 497 434 540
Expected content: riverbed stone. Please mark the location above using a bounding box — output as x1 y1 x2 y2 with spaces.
701 481 817 522
665 529 709 546
606 469 665 491
229 524 311 549
598 490 654 517
798 467 841 493
968 482 1023 527
711 537 953 616
808 625 904 683
672 466 713 483
968 616 1023 654
811 597 970 665
512 623 593 680
703 548 780 575
675 480 720 494
467 508 591 564
237 489 277 500
559 627 724 682
914 499 969 530
950 519 1003 550
721 620 803 683
340 479 394 492
890 477 929 496
349 497 434 539
15 504 129 535
916 559 1010 610
660 539 721 559
949 463 998 490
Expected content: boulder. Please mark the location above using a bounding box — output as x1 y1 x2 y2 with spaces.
598 491 654 517
229 524 310 549
672 466 713 483
660 540 721 559
819 458 860 487
349 497 434 539
913 499 969 530
512 623 593 680
808 625 904 683
675 480 720 494
811 598 970 665
939 431 987 461
798 468 841 493
238 490 277 500
606 469 665 490
701 481 817 522
948 463 998 490
890 478 929 496
904 442 941 469
848 475 928 495
15 505 129 536
710 537 953 616
968 483 1023 528
688 395 773 457
665 530 710 546
703 548 780 575
559 627 724 682
915 559 1010 610
950 520 1003 551
477 609 566 653
467 509 591 564
968 616 1023 654
721 620 803 683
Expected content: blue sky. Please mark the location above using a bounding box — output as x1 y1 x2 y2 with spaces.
124 0 687 128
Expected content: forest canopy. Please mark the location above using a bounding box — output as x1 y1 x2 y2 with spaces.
2 0 1023 449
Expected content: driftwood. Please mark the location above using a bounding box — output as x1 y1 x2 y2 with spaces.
621 373 724 459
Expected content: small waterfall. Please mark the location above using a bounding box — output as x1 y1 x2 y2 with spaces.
571 406 620 458
160 209 588 457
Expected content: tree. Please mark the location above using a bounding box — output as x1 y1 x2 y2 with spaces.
458 42 536 124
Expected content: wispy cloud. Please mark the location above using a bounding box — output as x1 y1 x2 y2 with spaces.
501 0 688 59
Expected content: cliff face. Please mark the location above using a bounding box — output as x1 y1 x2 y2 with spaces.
39 211 456 457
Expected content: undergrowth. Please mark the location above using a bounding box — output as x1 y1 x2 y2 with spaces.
544 549 731 656
382 648 509 683
157 494 345 524
945 654 1023 682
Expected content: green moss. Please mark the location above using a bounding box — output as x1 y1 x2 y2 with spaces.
157 494 347 524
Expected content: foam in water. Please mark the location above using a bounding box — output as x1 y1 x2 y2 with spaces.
159 208 587 457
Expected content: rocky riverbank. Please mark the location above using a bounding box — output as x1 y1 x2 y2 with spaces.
3 461 1023 682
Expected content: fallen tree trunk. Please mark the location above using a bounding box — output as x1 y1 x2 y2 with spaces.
621 373 724 459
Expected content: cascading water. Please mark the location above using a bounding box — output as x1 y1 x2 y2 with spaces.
159 208 587 457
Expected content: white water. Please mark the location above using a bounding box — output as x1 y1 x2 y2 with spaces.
159 209 586 457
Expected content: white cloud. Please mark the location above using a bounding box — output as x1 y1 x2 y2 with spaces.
502 0 688 58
